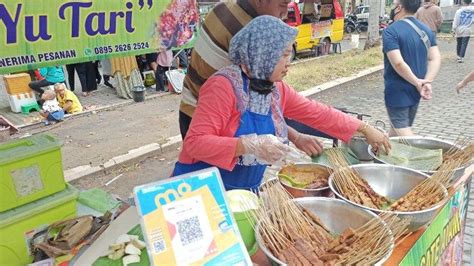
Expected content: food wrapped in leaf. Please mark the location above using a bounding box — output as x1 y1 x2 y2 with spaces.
377 141 443 171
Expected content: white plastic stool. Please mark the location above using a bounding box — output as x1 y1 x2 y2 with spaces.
8 92 37 113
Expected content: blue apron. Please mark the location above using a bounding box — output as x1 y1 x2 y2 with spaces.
173 75 277 191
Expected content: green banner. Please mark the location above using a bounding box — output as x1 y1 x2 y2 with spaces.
0 0 199 74
400 180 470 266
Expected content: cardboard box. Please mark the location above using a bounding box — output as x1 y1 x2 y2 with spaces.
3 73 32 95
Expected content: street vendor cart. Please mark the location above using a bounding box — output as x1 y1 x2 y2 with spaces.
71 162 473 265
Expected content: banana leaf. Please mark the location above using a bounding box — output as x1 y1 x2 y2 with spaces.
311 147 360 167
278 173 308 188
377 141 443 171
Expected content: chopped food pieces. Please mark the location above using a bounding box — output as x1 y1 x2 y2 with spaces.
106 234 146 263
279 164 330 189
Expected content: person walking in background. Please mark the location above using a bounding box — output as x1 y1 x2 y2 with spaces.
452 0 474 63
155 49 173 92
29 66 65 96
415 0 443 35
383 0 441 136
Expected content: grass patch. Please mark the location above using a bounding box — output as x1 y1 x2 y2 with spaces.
285 48 384 91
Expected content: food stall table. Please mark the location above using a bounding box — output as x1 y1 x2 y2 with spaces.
73 166 473 265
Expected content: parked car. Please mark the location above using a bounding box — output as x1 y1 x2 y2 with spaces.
355 5 370 21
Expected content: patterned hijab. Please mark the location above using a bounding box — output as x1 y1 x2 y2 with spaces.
229 15 298 81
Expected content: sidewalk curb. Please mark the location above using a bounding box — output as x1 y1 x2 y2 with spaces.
65 136 182 182
300 65 384 97
65 64 384 182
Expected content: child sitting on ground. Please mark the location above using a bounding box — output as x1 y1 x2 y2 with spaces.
39 90 64 125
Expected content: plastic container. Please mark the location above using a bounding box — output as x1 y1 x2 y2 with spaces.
3 73 32 95
351 34 360 49
131 85 146 102
143 71 156 87
0 184 78 266
7 92 37 113
0 133 66 212
226 190 259 256
165 69 185 94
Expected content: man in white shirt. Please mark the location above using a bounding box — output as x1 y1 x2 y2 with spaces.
452 0 474 63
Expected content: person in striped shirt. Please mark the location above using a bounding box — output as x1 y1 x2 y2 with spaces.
180 0 327 157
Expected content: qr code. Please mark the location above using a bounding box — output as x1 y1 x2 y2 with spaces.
177 216 204 246
153 239 166 254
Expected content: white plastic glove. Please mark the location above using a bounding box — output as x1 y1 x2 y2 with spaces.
240 134 308 165
293 132 324 156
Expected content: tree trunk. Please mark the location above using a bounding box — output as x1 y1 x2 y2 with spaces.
364 0 381 50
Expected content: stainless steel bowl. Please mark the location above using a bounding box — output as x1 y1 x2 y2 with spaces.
255 197 394 265
368 136 469 185
328 164 448 232
345 120 386 161
344 135 372 161
277 163 332 197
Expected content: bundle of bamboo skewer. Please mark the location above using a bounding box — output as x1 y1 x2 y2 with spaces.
442 137 473 165
327 148 448 212
329 213 411 265
327 149 390 209
254 181 333 264
390 138 474 212
423 137 472 186
388 177 446 211
248 180 408 265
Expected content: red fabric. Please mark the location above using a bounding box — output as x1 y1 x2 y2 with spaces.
179 75 361 170
34 70 44 80
333 0 344 19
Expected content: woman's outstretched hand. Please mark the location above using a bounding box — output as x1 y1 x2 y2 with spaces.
293 133 324 157
358 123 391 155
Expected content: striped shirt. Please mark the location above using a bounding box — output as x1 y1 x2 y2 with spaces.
180 0 258 117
